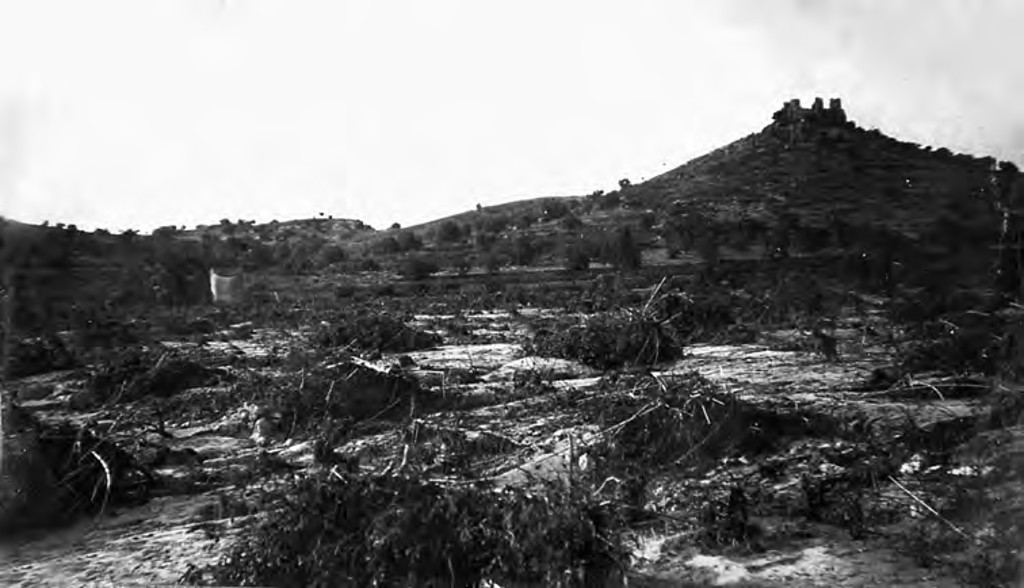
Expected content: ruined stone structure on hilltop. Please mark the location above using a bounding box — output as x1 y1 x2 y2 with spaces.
770 97 850 144
773 97 847 126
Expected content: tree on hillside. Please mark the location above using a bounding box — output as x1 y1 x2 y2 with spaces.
119 229 138 244
598 226 642 271
542 199 570 221
696 232 720 270
564 242 591 272
473 230 497 252
399 255 440 280
560 214 584 231
511 234 539 266
480 251 503 274
315 244 348 270
435 220 464 244
395 231 423 252
451 254 472 276
994 160 1023 298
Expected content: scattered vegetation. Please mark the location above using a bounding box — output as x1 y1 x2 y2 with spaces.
528 306 683 370
315 312 441 354
183 473 630 588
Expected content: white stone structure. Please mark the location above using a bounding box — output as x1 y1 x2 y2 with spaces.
209 268 245 304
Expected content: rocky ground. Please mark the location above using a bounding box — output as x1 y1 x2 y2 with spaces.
1 298 1021 587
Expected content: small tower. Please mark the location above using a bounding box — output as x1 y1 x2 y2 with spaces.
828 98 847 124
811 97 825 114
786 98 803 119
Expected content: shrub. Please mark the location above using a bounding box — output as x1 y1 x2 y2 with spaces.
314 244 348 269
528 307 684 370
480 252 503 274
542 199 571 221
85 348 224 406
315 312 441 354
564 243 591 272
7 335 78 378
358 257 381 272
435 220 464 244
594 227 642 271
269 362 422 431
451 254 472 276
0 407 154 535
898 313 1007 376
399 255 440 280
183 473 629 588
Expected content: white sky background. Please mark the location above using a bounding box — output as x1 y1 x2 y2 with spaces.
0 0 1021 233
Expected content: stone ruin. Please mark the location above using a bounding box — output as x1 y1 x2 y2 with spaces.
770 97 851 144
773 97 848 126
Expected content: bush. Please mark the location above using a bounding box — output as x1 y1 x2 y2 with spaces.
898 312 1007 376
435 220 465 244
451 254 472 276
315 312 441 354
314 244 348 269
529 307 684 370
399 255 440 280
0 407 154 535
85 348 224 406
183 473 629 588
7 335 78 378
591 227 642 271
269 362 423 431
480 252 503 274
564 243 591 272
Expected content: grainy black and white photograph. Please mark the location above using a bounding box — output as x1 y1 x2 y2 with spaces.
1 1 1023 586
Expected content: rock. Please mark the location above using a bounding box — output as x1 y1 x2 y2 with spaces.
67 389 101 411
410 369 446 388
17 383 56 402
250 410 283 447
483 357 599 383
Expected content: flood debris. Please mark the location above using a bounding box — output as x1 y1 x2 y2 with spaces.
0 403 156 536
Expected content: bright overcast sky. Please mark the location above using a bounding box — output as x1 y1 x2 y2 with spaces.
0 0 1022 233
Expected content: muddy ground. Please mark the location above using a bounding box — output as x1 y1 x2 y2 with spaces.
1 292 1021 587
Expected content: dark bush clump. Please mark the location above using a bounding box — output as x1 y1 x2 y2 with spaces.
86 348 224 405
316 312 441 354
266 362 423 434
7 335 78 378
0 406 154 535
528 308 683 370
898 311 1011 376
398 255 440 280
183 473 629 588
657 291 737 343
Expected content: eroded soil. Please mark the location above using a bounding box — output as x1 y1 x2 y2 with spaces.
1 303 1019 587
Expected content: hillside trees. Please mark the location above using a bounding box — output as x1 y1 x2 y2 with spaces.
399 255 440 280
451 254 472 276
564 241 591 272
509 234 539 266
600 226 643 271
314 244 348 270
542 199 570 221
434 220 465 244
993 161 1024 298
370 231 422 255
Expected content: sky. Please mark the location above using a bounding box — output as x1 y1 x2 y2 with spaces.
0 0 1022 233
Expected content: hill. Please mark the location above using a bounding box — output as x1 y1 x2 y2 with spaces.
355 97 1019 292
4 96 1023 314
